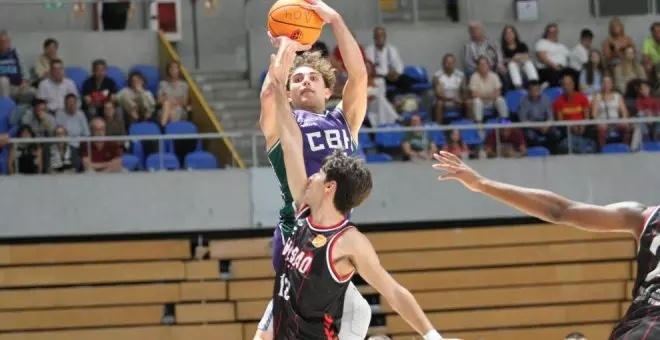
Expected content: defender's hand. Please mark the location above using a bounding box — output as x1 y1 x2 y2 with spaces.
267 39 299 91
300 0 339 24
432 151 485 192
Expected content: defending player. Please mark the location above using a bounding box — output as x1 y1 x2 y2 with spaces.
431 150 660 340
267 37 455 340
256 0 371 338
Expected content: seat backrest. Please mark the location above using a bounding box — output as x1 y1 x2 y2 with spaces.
527 146 550 157
0 98 15 133
107 66 127 89
543 87 563 102
602 143 630 154
185 151 218 170
403 66 428 83
146 153 180 170
643 141 660 152
366 153 393 163
164 121 201 152
130 65 160 95
64 67 90 93
129 122 161 136
375 123 404 147
505 90 527 113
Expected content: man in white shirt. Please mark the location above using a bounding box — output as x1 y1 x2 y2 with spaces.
568 29 594 72
365 26 412 99
36 58 79 113
535 23 579 87
433 53 469 124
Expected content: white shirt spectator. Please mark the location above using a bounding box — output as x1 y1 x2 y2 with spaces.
37 78 79 112
569 43 589 71
364 44 404 77
434 69 465 100
535 38 570 69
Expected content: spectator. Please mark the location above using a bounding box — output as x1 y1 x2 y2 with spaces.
565 332 587 340
602 18 635 68
81 118 123 173
0 30 35 103
614 45 647 94
21 98 55 137
535 23 574 87
442 129 469 159
591 75 631 148
8 124 42 175
48 125 78 174
365 26 411 98
469 57 509 123
102 100 126 136
366 60 399 126
158 60 190 127
331 31 365 72
300 40 330 58
569 29 594 72
117 71 156 125
484 119 526 158
518 80 560 153
500 25 538 89
34 38 59 83
55 94 90 147
82 59 118 117
464 21 506 76
433 54 469 124
580 50 607 98
643 22 660 73
0 133 8 147
635 81 660 141
554 75 596 154
401 113 437 161
36 58 79 113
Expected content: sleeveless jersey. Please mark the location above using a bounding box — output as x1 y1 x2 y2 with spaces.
272 206 355 340
267 107 357 239
612 206 660 338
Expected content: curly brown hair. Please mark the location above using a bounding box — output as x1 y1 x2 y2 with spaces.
288 51 336 90
322 150 372 215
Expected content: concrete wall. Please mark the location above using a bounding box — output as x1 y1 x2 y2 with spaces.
1 153 659 237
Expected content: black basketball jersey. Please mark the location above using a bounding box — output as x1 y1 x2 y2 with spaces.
272 206 355 340
612 206 660 339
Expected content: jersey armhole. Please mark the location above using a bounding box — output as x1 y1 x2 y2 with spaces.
334 106 358 150
326 226 356 284
640 206 660 238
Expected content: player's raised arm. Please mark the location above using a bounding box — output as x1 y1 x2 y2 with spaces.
268 39 309 206
302 0 368 138
432 151 652 237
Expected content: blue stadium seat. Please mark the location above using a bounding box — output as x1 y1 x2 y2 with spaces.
527 146 550 157
122 154 140 171
107 66 127 89
505 89 527 113
0 97 16 133
375 123 404 148
358 132 375 149
164 121 201 152
130 65 160 96
444 110 463 121
424 122 446 146
64 67 89 93
365 152 393 163
601 143 631 154
356 148 367 161
449 119 482 145
129 122 163 166
543 87 562 102
404 66 433 91
642 141 660 152
146 153 180 171
0 126 19 174
184 151 219 170
402 110 429 121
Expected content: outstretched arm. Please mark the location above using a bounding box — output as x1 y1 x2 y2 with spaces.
302 0 368 139
268 39 309 206
432 151 651 236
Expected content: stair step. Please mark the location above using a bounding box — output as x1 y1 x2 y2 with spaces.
212 99 261 111
197 79 250 90
200 85 257 101
191 71 246 82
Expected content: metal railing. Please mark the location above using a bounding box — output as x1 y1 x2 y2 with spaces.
4 116 660 174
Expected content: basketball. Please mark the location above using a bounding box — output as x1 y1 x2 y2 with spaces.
267 0 324 46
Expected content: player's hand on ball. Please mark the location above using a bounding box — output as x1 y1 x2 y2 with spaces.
267 32 312 52
300 0 339 23
432 151 485 192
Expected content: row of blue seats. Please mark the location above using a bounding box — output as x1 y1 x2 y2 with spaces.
122 150 218 171
64 64 161 97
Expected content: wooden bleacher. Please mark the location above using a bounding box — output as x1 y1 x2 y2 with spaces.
0 223 637 340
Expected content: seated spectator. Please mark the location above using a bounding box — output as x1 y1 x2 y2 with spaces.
433 53 469 124
614 45 647 94
102 100 126 136
518 80 561 153
602 18 635 68
569 29 594 72
117 71 156 125
635 81 660 141
81 118 123 173
580 50 606 98
48 125 78 174
21 98 55 137
469 57 509 123
643 22 660 73
82 59 118 117
484 119 526 158
34 38 58 84
365 26 412 98
299 40 329 58
8 124 42 175
565 332 587 340
463 21 506 76
401 113 437 161
501 25 538 89
554 76 596 154
55 94 90 147
0 30 36 104
158 60 190 127
37 59 79 113
591 75 631 148
366 60 399 126
535 23 575 87
331 31 365 72
442 129 470 159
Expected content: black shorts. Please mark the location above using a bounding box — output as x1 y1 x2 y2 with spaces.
612 316 660 340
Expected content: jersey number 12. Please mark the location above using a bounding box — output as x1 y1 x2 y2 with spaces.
278 274 291 301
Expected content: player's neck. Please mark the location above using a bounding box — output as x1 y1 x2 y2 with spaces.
295 103 326 115
309 203 345 228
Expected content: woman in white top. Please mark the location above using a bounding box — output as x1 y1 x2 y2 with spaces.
469 57 509 122
535 23 576 87
590 75 631 148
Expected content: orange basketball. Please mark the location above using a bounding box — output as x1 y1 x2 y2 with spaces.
267 0 324 46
